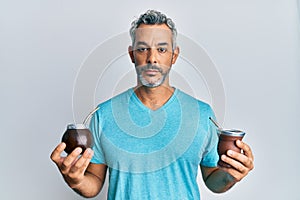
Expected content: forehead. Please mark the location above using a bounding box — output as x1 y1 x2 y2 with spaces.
135 24 172 44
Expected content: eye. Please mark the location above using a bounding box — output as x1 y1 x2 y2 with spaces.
158 47 167 53
137 47 148 52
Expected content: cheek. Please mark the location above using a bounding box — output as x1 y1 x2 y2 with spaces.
133 54 147 66
160 56 173 67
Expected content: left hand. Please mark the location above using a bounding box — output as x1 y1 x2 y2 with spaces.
220 140 254 182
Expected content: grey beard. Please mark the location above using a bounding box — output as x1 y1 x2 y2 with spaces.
138 72 168 88
136 64 170 88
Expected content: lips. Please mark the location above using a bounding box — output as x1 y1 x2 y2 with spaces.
136 64 163 77
145 69 159 76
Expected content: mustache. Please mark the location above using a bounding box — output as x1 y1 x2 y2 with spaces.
138 64 163 73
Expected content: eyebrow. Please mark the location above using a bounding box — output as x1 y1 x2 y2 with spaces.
136 41 170 46
136 41 149 46
157 42 169 46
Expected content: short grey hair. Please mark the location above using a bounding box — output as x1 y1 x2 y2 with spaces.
129 10 177 50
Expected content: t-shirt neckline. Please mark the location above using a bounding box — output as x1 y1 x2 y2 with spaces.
129 87 178 112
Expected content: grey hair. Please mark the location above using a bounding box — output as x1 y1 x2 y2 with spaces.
129 10 177 50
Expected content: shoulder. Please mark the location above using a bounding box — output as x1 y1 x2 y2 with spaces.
176 89 213 113
91 89 133 125
97 88 133 110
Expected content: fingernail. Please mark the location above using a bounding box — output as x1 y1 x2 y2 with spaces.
86 148 92 154
221 155 226 160
75 148 82 154
227 150 233 156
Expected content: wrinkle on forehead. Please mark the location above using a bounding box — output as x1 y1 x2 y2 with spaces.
134 25 173 47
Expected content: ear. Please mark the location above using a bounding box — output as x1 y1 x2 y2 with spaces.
171 46 180 64
128 46 135 63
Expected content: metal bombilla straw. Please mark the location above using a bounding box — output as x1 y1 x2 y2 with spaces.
83 107 100 126
209 117 222 130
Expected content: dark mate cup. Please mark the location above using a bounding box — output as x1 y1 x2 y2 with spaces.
217 129 245 168
61 124 94 154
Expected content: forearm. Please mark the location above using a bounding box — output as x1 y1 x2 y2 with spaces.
204 168 237 193
69 171 104 198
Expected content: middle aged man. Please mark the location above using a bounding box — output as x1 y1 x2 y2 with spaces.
51 10 254 200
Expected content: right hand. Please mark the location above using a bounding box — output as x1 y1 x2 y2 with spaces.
50 142 94 188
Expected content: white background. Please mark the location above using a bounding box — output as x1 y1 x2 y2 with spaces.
1 0 299 199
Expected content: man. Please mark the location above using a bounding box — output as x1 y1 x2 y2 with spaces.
51 10 254 199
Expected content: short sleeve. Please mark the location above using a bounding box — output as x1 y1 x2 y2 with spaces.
89 106 106 164
200 105 219 167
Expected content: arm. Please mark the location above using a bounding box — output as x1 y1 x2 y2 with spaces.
50 142 107 198
71 163 107 197
200 140 254 193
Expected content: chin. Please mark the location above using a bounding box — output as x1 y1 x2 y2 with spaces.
139 75 163 87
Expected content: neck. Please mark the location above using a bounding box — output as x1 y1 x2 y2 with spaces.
134 85 175 110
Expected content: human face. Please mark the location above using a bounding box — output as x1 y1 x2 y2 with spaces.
129 24 179 88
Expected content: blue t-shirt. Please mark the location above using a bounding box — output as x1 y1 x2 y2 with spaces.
90 88 219 200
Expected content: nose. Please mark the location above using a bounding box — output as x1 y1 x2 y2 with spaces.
147 48 157 64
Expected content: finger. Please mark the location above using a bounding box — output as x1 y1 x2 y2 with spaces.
221 154 247 174
236 140 254 162
220 153 253 182
220 164 243 182
70 148 94 174
50 142 66 165
227 150 249 167
60 147 82 173
69 148 93 173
